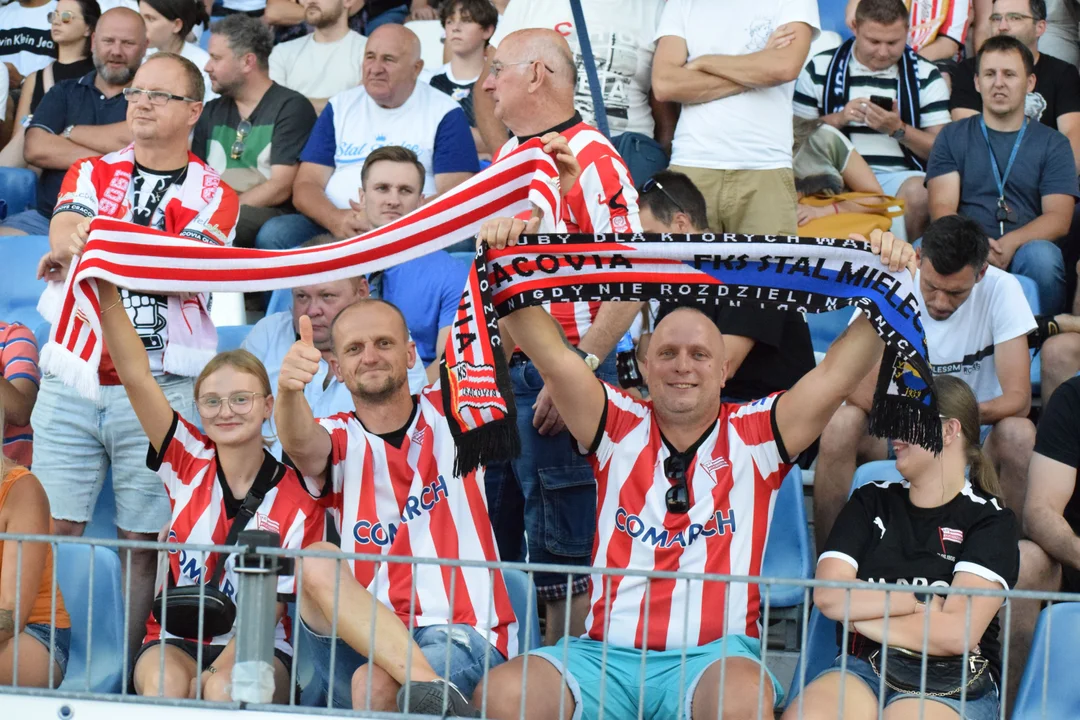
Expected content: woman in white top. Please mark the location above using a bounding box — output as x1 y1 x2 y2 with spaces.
139 0 216 101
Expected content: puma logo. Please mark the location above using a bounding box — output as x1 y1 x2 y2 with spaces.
874 517 886 539
607 188 628 213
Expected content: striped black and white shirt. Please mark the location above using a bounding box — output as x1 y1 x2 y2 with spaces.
793 50 951 174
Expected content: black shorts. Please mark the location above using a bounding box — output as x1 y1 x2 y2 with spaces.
1062 563 1080 594
134 638 293 675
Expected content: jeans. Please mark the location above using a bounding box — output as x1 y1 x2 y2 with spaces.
1010 239 1066 315
31 373 193 533
297 619 505 709
254 213 327 251
484 354 616 596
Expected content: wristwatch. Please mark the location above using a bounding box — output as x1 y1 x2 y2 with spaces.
570 344 601 372
890 124 906 141
62 125 75 139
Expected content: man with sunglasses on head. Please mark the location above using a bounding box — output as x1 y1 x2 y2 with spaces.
1 6 146 236
475 199 917 719
32 49 239 660
194 14 316 249
478 27 646 646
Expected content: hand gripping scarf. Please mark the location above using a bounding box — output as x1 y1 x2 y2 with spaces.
41 141 941 474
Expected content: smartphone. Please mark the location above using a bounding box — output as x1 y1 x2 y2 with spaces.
870 95 893 111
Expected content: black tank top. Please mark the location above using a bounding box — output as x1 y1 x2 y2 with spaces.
30 57 95 113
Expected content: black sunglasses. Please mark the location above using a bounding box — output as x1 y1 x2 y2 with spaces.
641 177 688 217
663 455 690 515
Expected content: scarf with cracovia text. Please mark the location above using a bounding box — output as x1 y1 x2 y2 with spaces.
39 142 941 474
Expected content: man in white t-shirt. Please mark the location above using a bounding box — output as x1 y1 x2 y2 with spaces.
474 0 676 183
256 23 478 250
651 0 818 237
0 0 56 90
814 215 1037 553
268 0 367 115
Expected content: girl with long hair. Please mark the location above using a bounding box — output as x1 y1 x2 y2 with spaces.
138 0 215 100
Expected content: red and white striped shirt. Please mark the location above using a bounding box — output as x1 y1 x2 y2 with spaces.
310 385 518 659
907 0 968 52
494 116 642 345
584 385 792 651
145 413 325 654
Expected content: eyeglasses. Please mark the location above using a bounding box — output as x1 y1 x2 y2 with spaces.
123 87 200 106
641 177 688 217
230 119 252 160
197 391 265 417
489 59 554 78
663 455 690 515
47 10 80 23
989 12 1035 23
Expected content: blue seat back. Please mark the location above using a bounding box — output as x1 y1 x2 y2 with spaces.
818 0 854 40
502 569 542 652
850 460 902 496
0 235 52 336
761 466 814 608
807 310 853 354
786 607 840 707
56 543 125 694
1013 602 1080 719
217 324 254 352
266 288 293 316
0 167 39 218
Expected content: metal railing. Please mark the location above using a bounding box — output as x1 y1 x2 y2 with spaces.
0 531 1077 719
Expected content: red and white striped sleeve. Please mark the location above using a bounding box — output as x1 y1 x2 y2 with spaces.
179 171 240 247
53 157 102 219
587 382 651 465
936 0 969 45
145 411 216 498
727 394 792 491
303 412 353 507
562 129 643 234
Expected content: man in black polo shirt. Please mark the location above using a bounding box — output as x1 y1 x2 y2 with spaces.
0 7 146 236
950 0 1080 173
637 170 817 404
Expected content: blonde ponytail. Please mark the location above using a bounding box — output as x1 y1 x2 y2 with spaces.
934 375 1003 500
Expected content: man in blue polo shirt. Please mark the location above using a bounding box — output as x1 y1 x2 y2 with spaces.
254 23 479 250
0 7 147 236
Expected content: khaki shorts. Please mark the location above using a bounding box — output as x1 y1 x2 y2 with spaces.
669 166 798 235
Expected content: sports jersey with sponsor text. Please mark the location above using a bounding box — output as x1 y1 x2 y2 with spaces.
145 412 326 653
821 479 1019 681
494 115 642 346
306 384 518 659
583 385 792 650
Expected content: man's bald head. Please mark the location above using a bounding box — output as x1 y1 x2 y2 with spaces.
643 306 729 426
482 28 578 135
369 23 422 63
363 23 424 108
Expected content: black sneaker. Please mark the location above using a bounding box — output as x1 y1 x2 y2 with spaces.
396 679 481 717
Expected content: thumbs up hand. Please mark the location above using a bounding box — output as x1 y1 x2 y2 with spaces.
278 315 324 393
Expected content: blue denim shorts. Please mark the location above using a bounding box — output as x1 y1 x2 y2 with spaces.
0 208 51 235
530 634 782 720
297 619 506 709
24 623 71 679
812 655 1000 720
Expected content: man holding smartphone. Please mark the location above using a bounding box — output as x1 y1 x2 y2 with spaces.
794 0 951 242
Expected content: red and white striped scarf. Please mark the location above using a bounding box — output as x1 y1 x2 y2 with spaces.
40 140 562 400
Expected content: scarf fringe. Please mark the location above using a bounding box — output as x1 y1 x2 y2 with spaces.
39 342 101 401
452 417 521 478
869 397 943 455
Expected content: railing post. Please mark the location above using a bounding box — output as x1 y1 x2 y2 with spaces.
232 530 290 704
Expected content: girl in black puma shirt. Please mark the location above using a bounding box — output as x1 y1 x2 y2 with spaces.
784 376 1020 720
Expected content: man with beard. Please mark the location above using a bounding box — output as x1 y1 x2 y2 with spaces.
194 14 316 248
276 300 514 715
1 7 146 236
269 0 367 115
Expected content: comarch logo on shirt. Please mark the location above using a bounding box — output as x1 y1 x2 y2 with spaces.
352 475 449 547
614 506 737 549
168 530 237 599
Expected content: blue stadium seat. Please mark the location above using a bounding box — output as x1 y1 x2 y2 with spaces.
818 0 853 40
56 543 126 694
1013 603 1080 719
0 235 51 333
785 607 840 708
217 324 254 352
850 459 903 495
807 310 853 354
503 568 542 652
266 288 293 316
0 167 39 218
761 466 814 608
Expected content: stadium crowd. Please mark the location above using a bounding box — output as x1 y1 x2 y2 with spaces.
1 0 1080 718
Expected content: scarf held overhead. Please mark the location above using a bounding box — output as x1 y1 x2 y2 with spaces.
442 233 941 473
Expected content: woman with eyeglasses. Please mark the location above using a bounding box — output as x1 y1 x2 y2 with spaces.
784 376 1020 720
138 0 216 101
0 0 99 168
94 279 324 702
